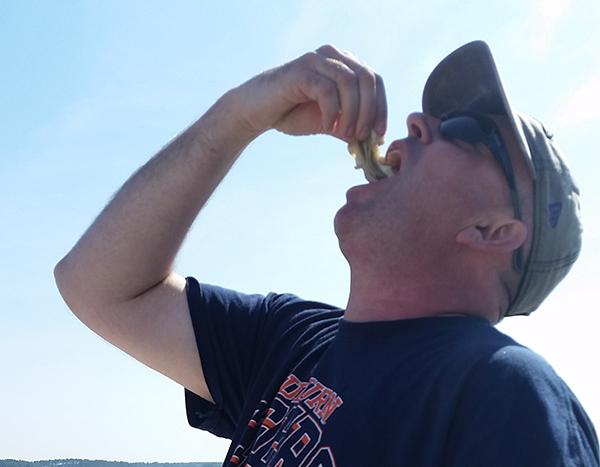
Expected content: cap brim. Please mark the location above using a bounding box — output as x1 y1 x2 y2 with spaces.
422 40 535 178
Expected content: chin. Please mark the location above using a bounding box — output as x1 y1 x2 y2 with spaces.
333 206 369 261
333 203 353 238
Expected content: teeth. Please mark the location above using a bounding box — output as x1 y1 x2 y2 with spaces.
383 149 402 169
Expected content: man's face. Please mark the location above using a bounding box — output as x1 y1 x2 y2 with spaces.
334 112 515 275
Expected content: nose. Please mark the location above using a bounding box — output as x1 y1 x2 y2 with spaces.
384 112 436 170
406 112 433 144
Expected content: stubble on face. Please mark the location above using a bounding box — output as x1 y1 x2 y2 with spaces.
334 114 523 281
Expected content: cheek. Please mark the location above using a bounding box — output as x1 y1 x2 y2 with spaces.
399 165 477 245
422 155 490 207
411 164 464 214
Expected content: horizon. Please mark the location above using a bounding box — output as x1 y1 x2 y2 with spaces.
0 460 218 463
0 461 221 466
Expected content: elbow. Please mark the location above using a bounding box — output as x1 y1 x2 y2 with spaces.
54 261 109 337
53 255 117 322
54 256 68 296
54 255 84 314
54 255 73 295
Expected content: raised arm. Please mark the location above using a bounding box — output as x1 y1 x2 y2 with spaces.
53 45 387 402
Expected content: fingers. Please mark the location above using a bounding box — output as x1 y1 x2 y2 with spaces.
308 54 359 136
374 74 388 136
315 44 387 140
299 70 341 131
265 45 386 140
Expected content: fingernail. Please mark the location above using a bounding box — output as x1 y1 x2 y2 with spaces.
346 125 354 138
359 128 369 141
376 122 386 136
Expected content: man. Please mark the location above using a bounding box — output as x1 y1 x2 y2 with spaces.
55 41 598 465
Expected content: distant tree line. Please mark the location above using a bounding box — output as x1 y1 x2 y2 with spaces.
0 460 221 467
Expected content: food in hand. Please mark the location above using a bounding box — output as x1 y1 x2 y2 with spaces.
347 130 393 182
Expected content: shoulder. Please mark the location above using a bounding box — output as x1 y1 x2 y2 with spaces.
441 319 558 382
463 334 570 403
461 337 575 417
447 339 599 466
186 277 341 317
187 276 340 309
474 341 557 379
186 277 344 343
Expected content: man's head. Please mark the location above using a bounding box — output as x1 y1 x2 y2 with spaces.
423 40 582 317
335 41 582 321
335 110 533 322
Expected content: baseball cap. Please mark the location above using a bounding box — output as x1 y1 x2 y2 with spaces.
421 40 582 317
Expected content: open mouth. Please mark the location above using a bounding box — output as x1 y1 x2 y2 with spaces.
383 148 402 173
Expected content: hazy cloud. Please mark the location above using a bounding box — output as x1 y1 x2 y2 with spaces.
555 76 600 126
529 0 573 56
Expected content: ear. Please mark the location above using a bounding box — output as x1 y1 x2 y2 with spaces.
456 218 528 254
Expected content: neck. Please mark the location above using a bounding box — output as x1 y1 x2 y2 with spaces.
343 265 492 323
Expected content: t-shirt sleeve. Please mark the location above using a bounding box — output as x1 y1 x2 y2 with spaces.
444 346 600 467
183 276 341 439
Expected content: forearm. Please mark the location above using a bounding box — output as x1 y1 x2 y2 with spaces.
55 89 257 307
55 45 388 309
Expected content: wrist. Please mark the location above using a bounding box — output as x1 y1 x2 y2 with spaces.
218 86 268 141
189 89 261 162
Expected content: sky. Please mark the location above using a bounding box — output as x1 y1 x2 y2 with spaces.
1 0 599 462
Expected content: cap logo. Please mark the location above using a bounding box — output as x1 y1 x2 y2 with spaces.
548 202 562 228
542 124 554 140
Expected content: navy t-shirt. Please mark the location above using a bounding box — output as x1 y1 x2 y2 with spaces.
183 277 599 466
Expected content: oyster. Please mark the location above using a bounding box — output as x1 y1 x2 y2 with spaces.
347 130 393 182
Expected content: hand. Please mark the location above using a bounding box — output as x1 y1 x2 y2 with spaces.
231 45 387 142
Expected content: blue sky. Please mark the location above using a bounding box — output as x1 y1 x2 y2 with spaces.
1 0 599 462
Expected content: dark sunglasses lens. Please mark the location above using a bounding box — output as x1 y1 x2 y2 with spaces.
440 116 485 144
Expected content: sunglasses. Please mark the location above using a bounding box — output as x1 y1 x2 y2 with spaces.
439 111 524 273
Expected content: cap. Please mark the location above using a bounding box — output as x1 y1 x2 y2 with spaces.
421 40 582 316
